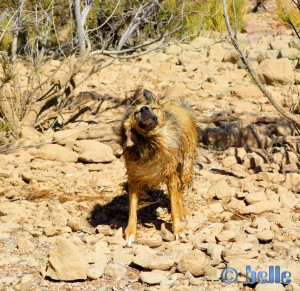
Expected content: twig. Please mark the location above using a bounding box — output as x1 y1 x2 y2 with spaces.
221 203 253 220
222 0 300 129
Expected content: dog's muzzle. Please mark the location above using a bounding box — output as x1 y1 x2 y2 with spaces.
137 106 158 130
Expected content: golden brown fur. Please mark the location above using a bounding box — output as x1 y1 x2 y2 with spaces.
121 89 198 246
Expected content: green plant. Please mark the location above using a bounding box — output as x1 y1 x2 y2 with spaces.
162 0 246 35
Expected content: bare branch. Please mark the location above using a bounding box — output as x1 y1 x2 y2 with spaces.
72 0 86 56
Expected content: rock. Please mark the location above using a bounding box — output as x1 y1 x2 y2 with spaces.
161 223 175 241
112 251 133 265
93 241 111 254
133 247 175 271
252 218 271 230
279 48 299 60
86 251 108 279
231 86 264 99
284 173 300 193
206 243 224 265
95 225 114 236
233 101 260 114
53 129 82 145
73 140 116 163
279 188 297 208
104 263 127 278
206 179 235 199
228 259 259 276
34 144 78 163
221 156 238 168
209 43 226 62
17 237 35 251
19 274 33 291
0 202 32 223
44 237 88 281
255 283 285 291
245 192 267 204
227 197 246 213
204 265 221 280
257 58 294 85
140 232 163 248
240 201 281 215
164 242 194 263
177 250 207 276
140 271 168 285
21 127 41 142
223 50 239 64
216 230 236 242
255 229 274 242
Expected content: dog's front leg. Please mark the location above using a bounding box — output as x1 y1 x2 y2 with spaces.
167 174 184 239
124 184 139 247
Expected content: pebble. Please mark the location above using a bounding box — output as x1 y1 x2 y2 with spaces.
140 271 168 285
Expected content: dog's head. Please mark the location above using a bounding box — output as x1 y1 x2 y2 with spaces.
122 89 164 147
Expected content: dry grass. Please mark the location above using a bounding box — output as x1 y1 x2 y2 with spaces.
275 0 300 27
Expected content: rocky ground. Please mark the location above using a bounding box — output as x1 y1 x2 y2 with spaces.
0 1 300 290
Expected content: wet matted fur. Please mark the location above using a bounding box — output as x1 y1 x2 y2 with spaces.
120 89 198 246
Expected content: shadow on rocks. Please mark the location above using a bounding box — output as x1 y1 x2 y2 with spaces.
88 187 170 231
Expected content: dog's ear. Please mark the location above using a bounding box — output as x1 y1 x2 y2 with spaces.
143 89 158 104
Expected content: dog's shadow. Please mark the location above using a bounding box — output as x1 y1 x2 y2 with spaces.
88 188 171 231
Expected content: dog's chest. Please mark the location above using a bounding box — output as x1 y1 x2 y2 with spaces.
125 149 178 186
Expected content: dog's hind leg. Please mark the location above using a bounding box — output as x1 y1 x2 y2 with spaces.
124 184 139 247
167 174 184 239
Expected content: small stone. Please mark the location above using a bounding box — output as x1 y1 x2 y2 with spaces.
240 201 281 215
204 265 220 280
86 251 108 279
161 223 175 242
96 225 114 236
19 274 33 291
43 225 59 237
255 229 274 242
34 144 78 163
279 188 297 208
216 230 236 242
245 192 267 204
228 259 259 277
73 140 116 163
112 251 134 265
140 271 168 285
177 250 207 276
206 179 235 199
233 101 260 114
104 263 127 278
140 232 163 248
17 237 35 251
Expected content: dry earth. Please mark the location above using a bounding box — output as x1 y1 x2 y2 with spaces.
0 1 300 291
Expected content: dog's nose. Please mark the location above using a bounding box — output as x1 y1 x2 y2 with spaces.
140 106 149 112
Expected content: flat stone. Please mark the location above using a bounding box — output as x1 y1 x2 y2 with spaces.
140 271 168 285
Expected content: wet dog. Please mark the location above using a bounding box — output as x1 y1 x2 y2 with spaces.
120 89 198 246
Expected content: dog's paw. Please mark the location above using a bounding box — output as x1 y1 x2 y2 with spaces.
124 227 136 247
126 235 135 247
175 230 188 241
